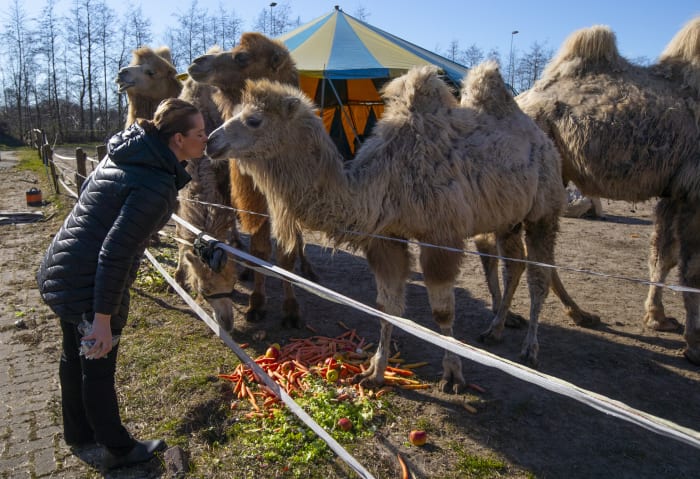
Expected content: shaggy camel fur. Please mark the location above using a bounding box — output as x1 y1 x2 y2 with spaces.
115 46 182 127
464 64 600 332
207 63 567 392
188 32 316 327
174 70 242 331
516 17 700 364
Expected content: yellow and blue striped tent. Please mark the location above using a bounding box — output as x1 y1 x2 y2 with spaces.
277 6 469 158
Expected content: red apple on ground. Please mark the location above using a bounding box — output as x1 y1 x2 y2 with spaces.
409 429 427 446
264 343 281 360
337 417 352 431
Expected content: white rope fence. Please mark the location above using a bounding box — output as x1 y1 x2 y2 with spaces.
47 153 700 295
170 214 700 452
47 151 700 476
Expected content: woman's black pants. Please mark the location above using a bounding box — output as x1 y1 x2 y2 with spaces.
59 320 135 453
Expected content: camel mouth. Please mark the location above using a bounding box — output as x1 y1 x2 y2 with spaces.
115 80 134 93
205 143 225 160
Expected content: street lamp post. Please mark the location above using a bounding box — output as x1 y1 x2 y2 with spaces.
269 2 277 36
509 30 519 91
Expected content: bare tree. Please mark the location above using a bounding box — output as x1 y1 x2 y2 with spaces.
516 41 552 91
462 44 484 68
2 0 32 138
213 3 243 50
255 2 296 37
36 0 65 139
353 5 370 21
444 40 462 63
94 0 116 134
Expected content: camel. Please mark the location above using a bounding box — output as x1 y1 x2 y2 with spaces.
188 32 316 328
463 65 600 333
116 45 242 329
515 17 700 364
115 46 182 127
174 67 244 331
206 62 569 392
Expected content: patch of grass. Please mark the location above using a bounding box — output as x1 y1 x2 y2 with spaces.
449 442 509 478
16 147 45 173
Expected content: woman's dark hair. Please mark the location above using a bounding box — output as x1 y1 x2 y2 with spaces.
148 98 201 143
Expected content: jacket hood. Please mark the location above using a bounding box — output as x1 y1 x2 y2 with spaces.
107 123 191 189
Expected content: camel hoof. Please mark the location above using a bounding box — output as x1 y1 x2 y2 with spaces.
281 314 301 329
644 315 681 332
572 311 601 328
439 379 466 394
245 308 266 323
504 312 527 329
358 376 384 390
683 345 700 365
520 345 539 368
478 329 502 345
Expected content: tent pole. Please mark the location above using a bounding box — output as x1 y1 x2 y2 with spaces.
327 79 361 149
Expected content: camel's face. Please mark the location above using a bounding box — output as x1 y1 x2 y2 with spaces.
188 32 296 92
206 111 260 160
115 50 178 98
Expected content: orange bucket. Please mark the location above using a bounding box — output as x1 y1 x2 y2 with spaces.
26 187 43 207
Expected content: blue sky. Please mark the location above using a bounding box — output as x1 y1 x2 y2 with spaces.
12 0 700 62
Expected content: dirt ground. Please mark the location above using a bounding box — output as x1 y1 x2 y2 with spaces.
2 149 700 478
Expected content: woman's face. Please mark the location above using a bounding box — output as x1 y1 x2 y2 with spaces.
171 113 207 161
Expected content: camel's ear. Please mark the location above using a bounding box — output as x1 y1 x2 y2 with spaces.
283 97 301 118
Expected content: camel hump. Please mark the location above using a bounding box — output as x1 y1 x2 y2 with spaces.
460 60 516 116
542 25 627 80
659 16 700 65
655 17 700 96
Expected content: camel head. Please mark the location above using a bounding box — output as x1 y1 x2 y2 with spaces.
188 32 299 100
183 250 237 332
380 65 458 116
206 78 318 162
115 46 181 99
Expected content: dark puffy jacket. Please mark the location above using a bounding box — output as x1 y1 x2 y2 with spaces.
37 122 191 329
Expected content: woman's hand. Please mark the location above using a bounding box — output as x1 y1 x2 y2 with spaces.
83 312 113 359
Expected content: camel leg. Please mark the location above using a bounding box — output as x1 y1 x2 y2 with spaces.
355 239 411 388
677 203 700 365
474 233 527 327
519 217 558 368
275 242 301 328
420 239 464 394
295 232 318 282
174 239 190 287
550 270 600 327
644 198 681 331
245 219 272 322
480 228 527 344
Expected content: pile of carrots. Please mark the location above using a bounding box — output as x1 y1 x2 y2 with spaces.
217 323 430 417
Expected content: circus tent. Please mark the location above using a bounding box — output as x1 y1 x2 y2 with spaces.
277 6 469 158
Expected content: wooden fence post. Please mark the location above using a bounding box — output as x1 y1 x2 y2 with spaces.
44 145 60 194
75 147 87 191
96 144 106 162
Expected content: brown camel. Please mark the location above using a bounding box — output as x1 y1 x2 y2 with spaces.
206 63 568 392
188 32 316 328
516 17 700 364
115 46 182 127
174 66 243 331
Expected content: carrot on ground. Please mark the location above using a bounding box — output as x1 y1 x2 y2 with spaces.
397 453 409 479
